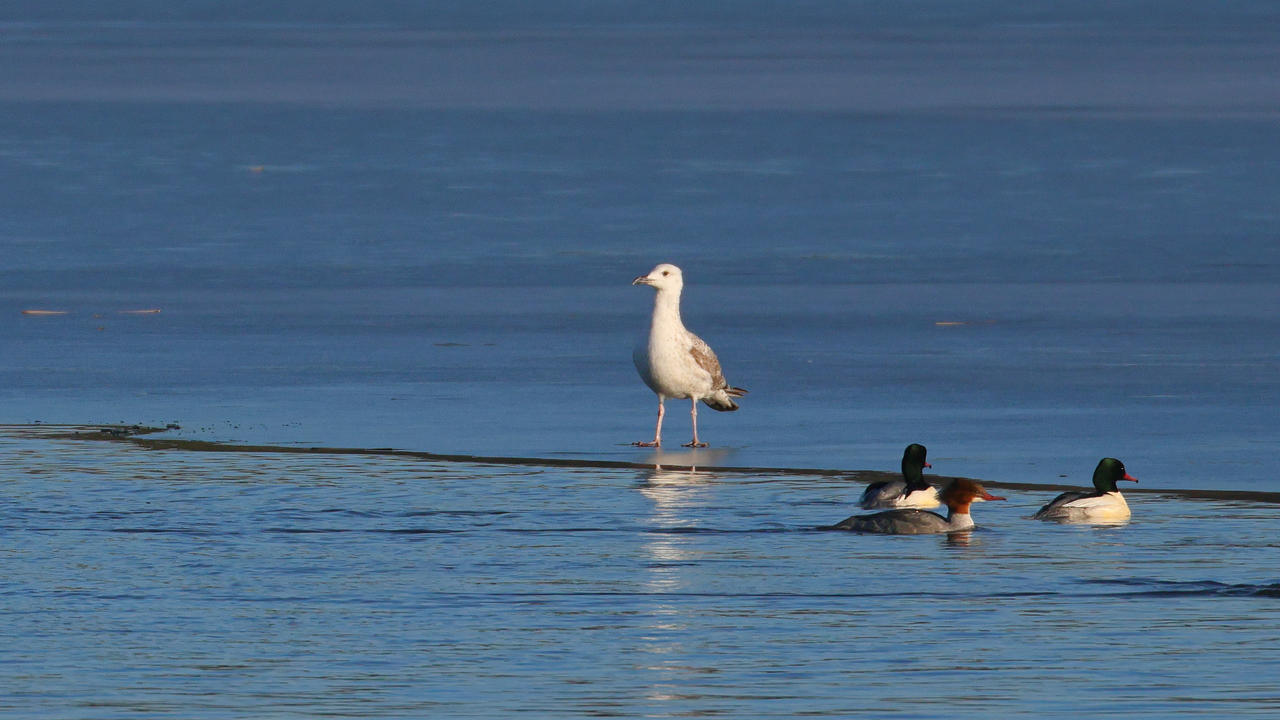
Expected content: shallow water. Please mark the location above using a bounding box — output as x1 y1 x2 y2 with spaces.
4 426 1279 718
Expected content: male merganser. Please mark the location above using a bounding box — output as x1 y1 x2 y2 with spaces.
858 443 939 509
632 263 746 448
1032 457 1138 522
829 478 1005 534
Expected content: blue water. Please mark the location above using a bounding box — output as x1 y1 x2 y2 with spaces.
3 105 1277 490
3 2 1280 716
4 426 1280 718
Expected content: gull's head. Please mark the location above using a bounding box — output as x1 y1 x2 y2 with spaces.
632 263 684 292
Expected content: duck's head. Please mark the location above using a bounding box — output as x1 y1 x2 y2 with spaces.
633 263 684 293
901 443 931 486
901 443 931 472
1093 457 1138 493
938 478 1005 515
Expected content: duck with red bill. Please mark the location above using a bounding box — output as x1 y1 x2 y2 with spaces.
1032 457 1138 523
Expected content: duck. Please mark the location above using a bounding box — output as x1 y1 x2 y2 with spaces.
829 478 1005 534
1032 457 1137 522
632 263 746 448
858 443 939 509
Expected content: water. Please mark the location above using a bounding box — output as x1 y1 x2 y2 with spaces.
4 426 1280 718
3 2 1280 716
3 109 1278 486
3 106 1277 490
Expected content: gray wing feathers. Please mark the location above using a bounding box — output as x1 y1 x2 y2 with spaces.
828 510 946 534
687 335 728 390
1032 490 1089 519
858 479 905 509
687 333 747 411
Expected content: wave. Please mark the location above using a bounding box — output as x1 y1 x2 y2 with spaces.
1084 578 1280 598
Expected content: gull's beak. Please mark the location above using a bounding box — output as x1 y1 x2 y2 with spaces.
633 275 652 286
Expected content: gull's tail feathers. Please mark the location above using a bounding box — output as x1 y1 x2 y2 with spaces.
703 387 747 412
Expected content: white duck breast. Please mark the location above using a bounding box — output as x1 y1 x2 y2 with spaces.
858 481 940 509
1033 490 1130 521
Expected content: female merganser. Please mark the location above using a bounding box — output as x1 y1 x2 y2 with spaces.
830 478 1005 534
1032 457 1138 522
858 443 939 509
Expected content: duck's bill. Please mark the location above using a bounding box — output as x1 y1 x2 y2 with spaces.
1121 473 1139 483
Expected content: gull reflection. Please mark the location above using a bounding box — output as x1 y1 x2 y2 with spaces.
637 465 713 591
634 446 734 468
635 465 717 706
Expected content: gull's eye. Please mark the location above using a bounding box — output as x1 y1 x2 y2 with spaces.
662 271 669 276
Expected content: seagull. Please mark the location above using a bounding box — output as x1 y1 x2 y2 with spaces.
632 263 746 448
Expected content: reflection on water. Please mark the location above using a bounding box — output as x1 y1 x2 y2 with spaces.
633 448 737 470
1036 516 1132 528
636 465 704 710
5 427 1280 719
638 465 716 508
638 466 711 591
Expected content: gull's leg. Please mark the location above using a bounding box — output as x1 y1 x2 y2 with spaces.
633 396 664 447
682 397 707 448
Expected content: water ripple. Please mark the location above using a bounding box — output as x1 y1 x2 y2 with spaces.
1084 578 1280 598
5 425 1280 718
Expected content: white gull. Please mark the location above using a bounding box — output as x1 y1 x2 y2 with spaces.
632 263 746 448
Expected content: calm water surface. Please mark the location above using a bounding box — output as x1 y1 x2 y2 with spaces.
1 107 1277 492
4 426 1279 718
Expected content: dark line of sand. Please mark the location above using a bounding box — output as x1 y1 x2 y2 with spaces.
16 424 1280 505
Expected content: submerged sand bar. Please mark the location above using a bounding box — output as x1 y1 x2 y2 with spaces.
15 424 1280 505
